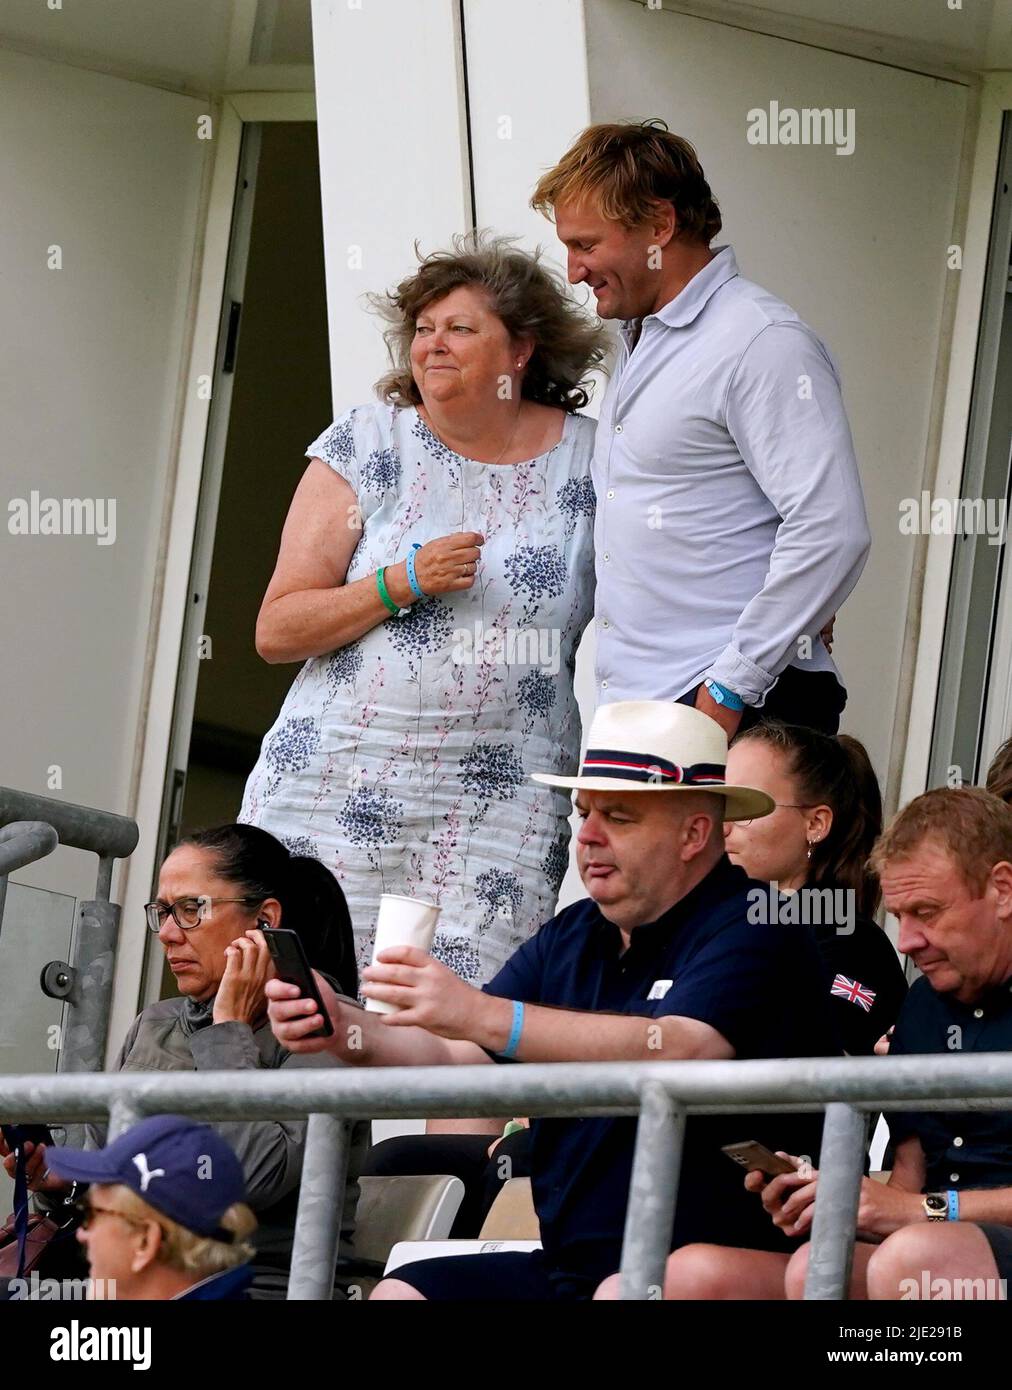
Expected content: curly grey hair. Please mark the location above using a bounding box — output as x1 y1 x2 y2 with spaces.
369 230 608 411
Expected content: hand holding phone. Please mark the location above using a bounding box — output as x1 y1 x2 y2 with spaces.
721 1140 797 1179
2 1123 53 1152
263 929 334 1038
1 1123 66 1194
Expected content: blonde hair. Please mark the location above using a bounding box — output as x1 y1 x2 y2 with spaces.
105 1183 257 1277
531 119 722 243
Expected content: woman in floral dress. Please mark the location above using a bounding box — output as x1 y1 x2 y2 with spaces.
239 233 605 987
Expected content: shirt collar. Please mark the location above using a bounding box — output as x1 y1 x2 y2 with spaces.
927 974 1012 1019
172 1263 253 1300
621 244 739 344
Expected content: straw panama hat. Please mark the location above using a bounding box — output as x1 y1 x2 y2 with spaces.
531 700 775 823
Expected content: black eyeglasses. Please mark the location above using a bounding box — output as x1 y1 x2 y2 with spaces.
143 896 262 933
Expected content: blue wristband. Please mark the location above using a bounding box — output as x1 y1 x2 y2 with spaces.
500 1000 524 1059
704 678 745 712
947 1189 959 1221
405 542 426 600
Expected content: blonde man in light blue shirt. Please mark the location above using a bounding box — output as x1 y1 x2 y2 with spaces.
532 120 870 740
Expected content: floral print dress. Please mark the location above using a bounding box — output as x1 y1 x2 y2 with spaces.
239 401 596 984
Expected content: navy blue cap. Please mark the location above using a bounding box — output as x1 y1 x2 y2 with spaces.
47 1114 246 1242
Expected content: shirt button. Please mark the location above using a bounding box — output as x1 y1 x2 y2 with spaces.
973 1008 984 1018
603 553 610 562
953 1136 964 1147
615 424 623 433
601 680 609 689
607 489 615 499
601 619 610 629
950 1173 960 1183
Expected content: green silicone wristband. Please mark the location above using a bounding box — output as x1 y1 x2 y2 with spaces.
376 566 403 617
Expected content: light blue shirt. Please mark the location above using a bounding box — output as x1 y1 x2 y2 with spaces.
593 245 871 705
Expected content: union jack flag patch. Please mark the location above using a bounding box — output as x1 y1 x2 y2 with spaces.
831 974 876 1013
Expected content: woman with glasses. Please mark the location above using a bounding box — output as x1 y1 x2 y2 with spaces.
723 721 907 1055
0 822 367 1300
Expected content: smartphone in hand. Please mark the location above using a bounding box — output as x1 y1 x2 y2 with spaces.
263 928 334 1038
721 1140 797 1179
1 1122 54 1156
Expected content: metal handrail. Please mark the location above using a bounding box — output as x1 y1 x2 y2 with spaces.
3 1051 1010 1301
0 786 138 1073
0 788 137 861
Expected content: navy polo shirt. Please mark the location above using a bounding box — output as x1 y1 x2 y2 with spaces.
810 905 908 1056
888 975 1012 1191
482 855 842 1290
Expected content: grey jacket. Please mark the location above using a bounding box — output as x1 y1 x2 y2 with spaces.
49 984 369 1300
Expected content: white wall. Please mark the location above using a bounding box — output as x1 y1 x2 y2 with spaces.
463 0 592 252
310 0 473 413
0 45 211 919
581 0 969 790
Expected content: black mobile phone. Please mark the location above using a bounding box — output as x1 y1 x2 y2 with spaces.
1 1122 53 1153
264 928 334 1038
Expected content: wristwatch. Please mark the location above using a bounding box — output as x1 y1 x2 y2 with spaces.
922 1192 947 1222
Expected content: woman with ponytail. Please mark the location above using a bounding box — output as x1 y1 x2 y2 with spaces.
7 823 368 1300
722 722 907 1055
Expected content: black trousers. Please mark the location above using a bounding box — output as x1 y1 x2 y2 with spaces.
680 667 848 736
363 1129 534 1239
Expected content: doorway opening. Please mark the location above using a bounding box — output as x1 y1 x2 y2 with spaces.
146 119 331 1002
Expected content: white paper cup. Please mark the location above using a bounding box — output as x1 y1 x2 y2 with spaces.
364 894 441 1013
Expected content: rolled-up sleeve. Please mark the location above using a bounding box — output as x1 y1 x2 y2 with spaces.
709 323 871 702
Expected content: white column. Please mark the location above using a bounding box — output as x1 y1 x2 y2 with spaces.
463 0 591 259
310 0 473 410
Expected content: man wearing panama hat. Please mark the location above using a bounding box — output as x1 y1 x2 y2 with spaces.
268 700 843 1301
529 698 773 817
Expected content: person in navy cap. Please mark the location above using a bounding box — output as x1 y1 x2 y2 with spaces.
48 1115 256 1301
